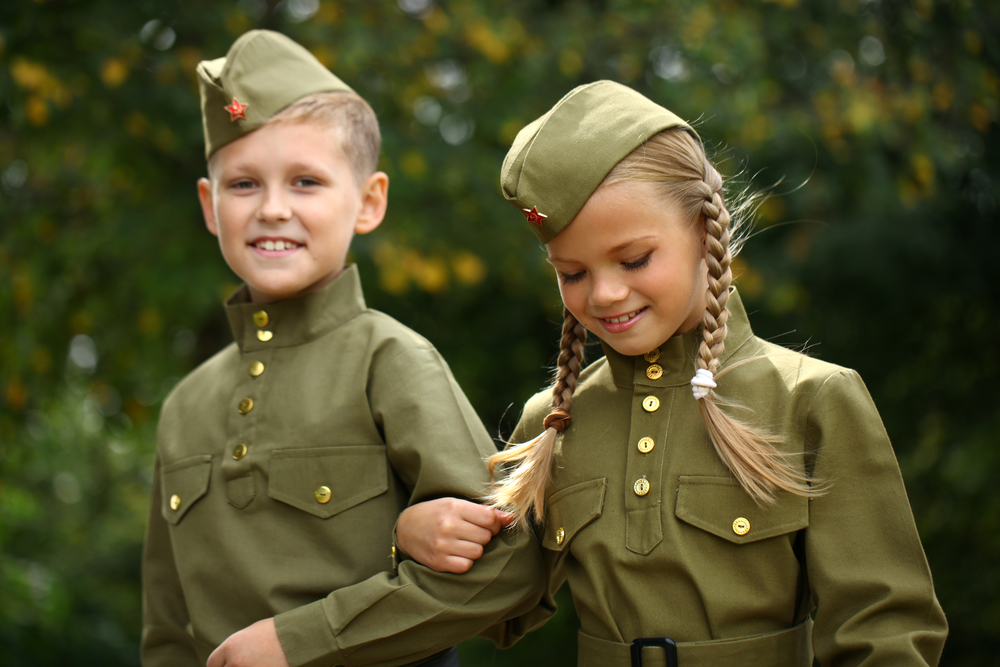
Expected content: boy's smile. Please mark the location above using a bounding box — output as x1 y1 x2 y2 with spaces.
198 121 387 303
545 181 708 357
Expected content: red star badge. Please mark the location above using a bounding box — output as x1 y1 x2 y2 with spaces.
224 98 248 122
522 206 547 225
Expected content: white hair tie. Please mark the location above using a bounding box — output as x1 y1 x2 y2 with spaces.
690 368 717 400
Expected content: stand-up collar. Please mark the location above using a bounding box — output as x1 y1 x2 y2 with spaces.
225 264 367 353
602 289 755 389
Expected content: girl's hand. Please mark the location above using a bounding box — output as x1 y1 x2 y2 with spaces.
397 498 514 574
206 617 290 667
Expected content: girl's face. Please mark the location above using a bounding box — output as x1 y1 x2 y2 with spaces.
545 181 708 357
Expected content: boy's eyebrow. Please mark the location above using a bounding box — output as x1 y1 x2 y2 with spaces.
546 235 658 264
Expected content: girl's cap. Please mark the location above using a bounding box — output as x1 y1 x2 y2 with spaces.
501 80 694 243
197 30 354 159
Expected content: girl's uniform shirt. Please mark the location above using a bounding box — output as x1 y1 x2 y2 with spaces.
483 290 946 667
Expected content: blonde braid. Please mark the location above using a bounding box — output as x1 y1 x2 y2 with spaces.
487 309 587 526
695 162 818 504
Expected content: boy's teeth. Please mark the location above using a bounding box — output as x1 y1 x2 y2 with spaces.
257 240 299 250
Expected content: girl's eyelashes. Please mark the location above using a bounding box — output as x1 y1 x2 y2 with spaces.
622 253 652 272
559 270 586 285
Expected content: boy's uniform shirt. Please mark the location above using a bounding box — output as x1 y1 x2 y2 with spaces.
483 290 947 667
142 265 542 667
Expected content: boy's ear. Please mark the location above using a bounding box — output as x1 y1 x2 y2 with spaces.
197 177 219 237
354 171 389 235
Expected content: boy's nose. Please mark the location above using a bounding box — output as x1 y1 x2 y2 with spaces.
257 189 292 223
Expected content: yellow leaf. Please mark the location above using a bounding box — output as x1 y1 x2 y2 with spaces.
452 251 487 286
101 58 128 88
559 49 582 77
26 95 49 126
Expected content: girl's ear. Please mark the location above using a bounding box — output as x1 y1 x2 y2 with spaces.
355 171 389 235
198 177 219 237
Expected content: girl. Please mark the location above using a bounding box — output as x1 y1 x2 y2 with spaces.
397 80 947 666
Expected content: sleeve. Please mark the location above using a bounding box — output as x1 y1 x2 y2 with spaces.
140 455 201 667
803 369 948 665
478 391 565 649
273 344 546 667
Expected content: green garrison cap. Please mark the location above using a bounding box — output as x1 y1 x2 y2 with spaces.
197 29 354 159
501 80 695 243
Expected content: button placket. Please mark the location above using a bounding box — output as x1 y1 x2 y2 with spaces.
223 346 274 509
624 359 674 555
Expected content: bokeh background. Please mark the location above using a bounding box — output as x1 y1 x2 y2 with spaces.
1 0 997 664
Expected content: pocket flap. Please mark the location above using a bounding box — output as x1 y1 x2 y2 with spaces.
269 445 388 519
161 455 213 525
543 478 606 551
675 475 808 544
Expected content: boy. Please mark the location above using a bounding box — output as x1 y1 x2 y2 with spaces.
141 30 541 667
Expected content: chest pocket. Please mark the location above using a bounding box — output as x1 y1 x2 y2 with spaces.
675 475 809 544
268 445 388 519
542 478 607 560
161 455 213 525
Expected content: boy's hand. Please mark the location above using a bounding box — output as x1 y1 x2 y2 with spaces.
207 617 290 667
397 498 514 574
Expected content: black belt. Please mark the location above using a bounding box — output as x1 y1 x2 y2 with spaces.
409 646 460 667
579 617 814 667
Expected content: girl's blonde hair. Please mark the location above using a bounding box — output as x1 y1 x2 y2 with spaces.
488 127 822 526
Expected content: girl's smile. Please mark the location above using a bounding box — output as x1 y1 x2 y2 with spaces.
546 181 708 357
597 306 647 333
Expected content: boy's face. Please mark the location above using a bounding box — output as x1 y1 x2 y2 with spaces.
198 120 387 303
545 181 708 357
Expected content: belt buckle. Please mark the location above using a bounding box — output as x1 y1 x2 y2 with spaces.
630 637 678 667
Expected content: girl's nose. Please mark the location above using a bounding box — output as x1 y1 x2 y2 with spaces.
589 273 628 306
257 188 292 223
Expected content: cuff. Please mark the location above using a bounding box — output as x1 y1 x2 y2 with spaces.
391 517 410 573
274 600 350 667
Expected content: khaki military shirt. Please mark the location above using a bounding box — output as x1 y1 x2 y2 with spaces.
484 291 946 666
142 265 542 667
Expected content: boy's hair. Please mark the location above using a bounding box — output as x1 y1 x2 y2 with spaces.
209 91 381 186
269 91 381 185
488 127 823 526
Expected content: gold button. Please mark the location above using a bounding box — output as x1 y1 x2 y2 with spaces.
170 494 181 510
634 478 651 496
646 364 663 380
248 361 264 377
733 517 751 535
233 443 247 460
253 310 269 327
238 397 254 414
555 527 565 545
315 485 332 504
257 330 273 342
642 396 660 412
637 437 655 453
644 348 660 363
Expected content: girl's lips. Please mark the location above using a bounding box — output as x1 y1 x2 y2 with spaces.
598 307 647 334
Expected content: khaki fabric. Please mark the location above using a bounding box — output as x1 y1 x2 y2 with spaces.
141 266 543 667
482 290 947 665
197 29 353 158
500 80 693 243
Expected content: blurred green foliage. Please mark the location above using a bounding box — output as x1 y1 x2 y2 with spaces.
1 0 997 664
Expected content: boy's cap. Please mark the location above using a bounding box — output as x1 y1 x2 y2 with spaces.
197 29 354 159
501 80 695 243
